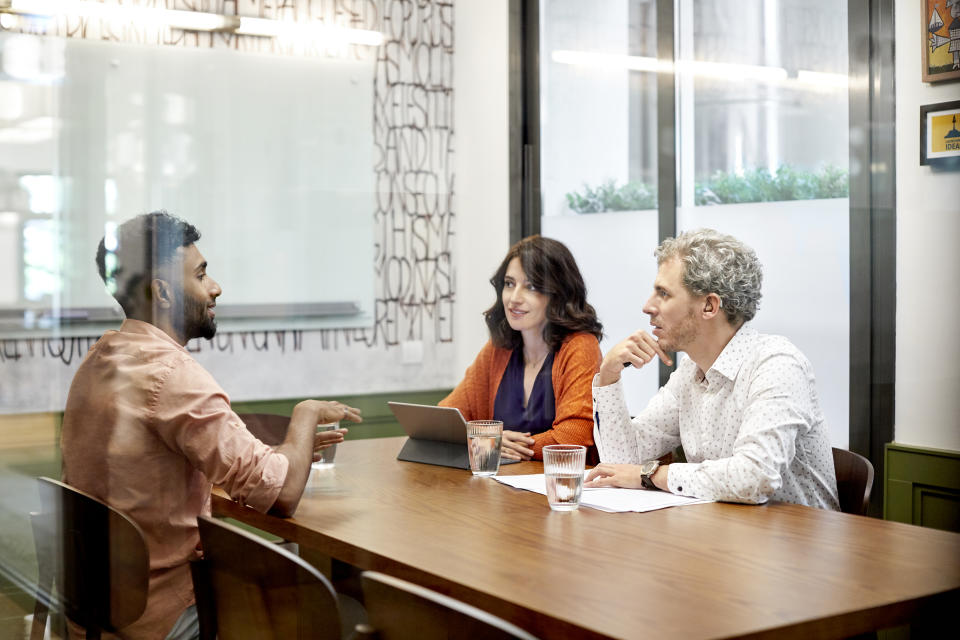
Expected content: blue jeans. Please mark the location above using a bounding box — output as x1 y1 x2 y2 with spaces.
164 604 199 640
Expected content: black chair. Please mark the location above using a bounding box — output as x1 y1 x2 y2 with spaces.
832 447 875 515
31 477 149 640
355 571 539 640
192 515 342 640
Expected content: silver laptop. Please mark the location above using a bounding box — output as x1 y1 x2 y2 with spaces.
387 401 518 468
387 401 468 444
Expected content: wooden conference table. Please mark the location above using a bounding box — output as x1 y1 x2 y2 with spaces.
212 437 960 639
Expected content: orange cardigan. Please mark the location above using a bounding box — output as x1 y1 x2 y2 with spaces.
439 332 601 460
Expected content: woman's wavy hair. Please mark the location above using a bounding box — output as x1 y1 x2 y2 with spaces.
655 228 763 326
484 235 603 351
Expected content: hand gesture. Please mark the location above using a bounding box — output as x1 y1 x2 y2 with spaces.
313 427 348 461
311 400 363 425
597 330 672 386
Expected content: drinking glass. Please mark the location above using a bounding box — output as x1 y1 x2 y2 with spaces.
543 444 586 511
311 422 339 469
465 420 503 477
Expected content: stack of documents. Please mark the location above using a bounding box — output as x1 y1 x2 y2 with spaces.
493 474 711 513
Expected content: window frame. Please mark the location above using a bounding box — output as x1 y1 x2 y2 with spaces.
510 0 896 515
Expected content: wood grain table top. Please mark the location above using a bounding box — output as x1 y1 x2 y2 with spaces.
212 437 960 639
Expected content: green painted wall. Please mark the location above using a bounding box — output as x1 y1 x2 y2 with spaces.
232 389 451 441
885 443 960 533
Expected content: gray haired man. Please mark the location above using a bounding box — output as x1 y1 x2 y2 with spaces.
586 228 839 509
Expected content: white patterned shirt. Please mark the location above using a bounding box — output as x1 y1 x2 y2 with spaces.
592 326 839 509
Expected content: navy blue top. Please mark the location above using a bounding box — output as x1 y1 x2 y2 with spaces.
493 347 556 434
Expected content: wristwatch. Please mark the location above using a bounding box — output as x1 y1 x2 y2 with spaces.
639 460 660 490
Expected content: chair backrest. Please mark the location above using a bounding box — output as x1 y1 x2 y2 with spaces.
237 413 289 446
34 477 149 637
832 447 875 515
193 515 341 640
356 571 539 640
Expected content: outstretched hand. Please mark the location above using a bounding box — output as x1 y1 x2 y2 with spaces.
312 400 363 425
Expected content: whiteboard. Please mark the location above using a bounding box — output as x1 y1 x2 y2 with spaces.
4 34 375 330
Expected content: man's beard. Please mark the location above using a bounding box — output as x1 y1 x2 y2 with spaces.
176 293 217 341
656 307 698 354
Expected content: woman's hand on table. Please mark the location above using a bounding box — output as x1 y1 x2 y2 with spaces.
501 430 535 460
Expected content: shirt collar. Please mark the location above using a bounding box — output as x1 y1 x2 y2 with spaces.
704 325 756 383
119 318 188 352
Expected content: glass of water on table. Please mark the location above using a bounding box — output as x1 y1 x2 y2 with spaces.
312 422 339 469
543 444 586 511
466 420 503 476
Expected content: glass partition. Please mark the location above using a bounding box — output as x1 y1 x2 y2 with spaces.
0 32 376 337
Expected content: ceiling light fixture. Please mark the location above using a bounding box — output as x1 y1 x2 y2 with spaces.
0 1 383 45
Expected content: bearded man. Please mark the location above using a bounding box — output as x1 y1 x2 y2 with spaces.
587 228 838 510
61 211 361 639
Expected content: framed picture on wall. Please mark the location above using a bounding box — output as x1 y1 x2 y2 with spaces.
923 0 960 82
920 100 960 167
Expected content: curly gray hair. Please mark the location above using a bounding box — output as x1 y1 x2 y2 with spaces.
655 229 762 325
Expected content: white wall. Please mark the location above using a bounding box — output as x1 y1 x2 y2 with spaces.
452 0 512 378
894 0 960 451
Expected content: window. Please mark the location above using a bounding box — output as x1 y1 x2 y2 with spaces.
539 0 662 407
535 0 851 445
676 0 850 446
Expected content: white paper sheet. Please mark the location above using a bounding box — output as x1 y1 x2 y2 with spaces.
493 473 712 513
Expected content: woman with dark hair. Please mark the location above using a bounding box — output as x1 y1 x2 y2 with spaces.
440 235 603 461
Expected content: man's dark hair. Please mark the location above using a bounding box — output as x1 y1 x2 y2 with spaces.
484 235 603 351
95 211 201 316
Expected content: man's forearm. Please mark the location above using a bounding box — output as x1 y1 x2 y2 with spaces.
270 401 318 516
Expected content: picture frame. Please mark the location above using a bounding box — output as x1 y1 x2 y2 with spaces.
923 0 960 83
920 100 960 168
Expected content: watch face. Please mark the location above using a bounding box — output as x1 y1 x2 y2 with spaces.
640 460 658 475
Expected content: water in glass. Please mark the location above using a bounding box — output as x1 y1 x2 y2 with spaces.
545 472 583 511
467 433 502 476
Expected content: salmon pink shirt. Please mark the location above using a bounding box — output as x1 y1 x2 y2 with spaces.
61 319 288 639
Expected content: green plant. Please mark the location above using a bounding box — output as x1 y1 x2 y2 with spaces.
566 165 849 213
694 165 849 206
565 179 657 213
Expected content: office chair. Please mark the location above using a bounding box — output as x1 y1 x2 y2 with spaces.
355 571 539 640
192 515 342 640
237 412 290 446
832 447 875 515
31 477 149 640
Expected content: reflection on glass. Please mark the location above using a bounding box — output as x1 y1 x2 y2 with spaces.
0 212 19 304
19 174 59 213
540 0 659 218
679 0 849 206
23 217 59 302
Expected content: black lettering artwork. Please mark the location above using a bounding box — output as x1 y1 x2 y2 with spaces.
1 0 456 373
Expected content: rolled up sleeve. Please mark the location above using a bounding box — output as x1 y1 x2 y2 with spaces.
152 358 289 513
